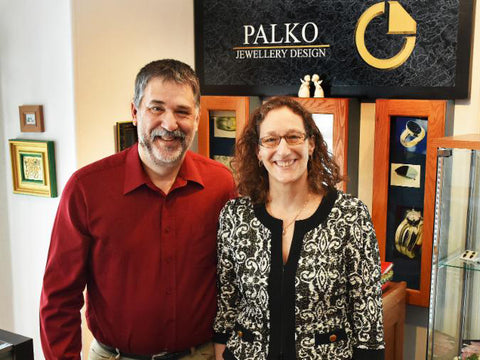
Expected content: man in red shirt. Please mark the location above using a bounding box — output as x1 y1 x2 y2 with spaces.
40 59 236 360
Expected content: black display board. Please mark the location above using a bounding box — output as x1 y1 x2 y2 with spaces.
195 0 474 99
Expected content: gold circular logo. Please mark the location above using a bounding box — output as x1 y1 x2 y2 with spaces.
355 1 417 70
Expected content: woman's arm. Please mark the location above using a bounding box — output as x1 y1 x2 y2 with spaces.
346 200 385 359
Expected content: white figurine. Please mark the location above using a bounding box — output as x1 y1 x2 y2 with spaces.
312 74 324 98
298 75 311 98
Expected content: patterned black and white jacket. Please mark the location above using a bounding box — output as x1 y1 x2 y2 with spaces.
214 190 384 360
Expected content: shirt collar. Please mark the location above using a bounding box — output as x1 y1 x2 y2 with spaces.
123 143 150 194
123 145 205 194
176 151 205 188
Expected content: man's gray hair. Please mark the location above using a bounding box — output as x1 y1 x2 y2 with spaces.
133 59 201 109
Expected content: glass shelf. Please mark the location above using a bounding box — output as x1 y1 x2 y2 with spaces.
439 254 480 271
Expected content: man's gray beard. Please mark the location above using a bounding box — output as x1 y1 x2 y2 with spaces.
139 128 188 167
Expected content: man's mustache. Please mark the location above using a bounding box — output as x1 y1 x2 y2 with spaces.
150 128 186 141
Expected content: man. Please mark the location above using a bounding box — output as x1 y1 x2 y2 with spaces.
40 59 236 360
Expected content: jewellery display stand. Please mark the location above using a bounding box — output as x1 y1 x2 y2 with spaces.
197 96 250 170
372 99 454 307
294 98 360 195
427 135 480 360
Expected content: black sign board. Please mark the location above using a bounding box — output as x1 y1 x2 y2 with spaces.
194 0 474 99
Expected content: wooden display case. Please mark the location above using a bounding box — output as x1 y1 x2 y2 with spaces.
372 99 453 307
382 281 407 360
197 96 250 169
293 97 360 195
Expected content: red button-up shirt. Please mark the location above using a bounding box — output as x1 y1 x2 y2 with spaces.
40 144 236 359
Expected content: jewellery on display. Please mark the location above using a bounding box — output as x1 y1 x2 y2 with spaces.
394 165 418 180
460 250 479 263
394 209 423 259
399 120 426 148
215 116 236 132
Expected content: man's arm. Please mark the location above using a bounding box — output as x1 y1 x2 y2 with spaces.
40 174 91 360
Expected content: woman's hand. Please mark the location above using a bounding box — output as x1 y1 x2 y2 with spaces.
214 343 226 360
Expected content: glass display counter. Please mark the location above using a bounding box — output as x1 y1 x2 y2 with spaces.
427 135 480 360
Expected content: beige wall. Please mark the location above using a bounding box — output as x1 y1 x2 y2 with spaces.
73 0 195 168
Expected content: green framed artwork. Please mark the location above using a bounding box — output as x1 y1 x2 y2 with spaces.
9 139 57 197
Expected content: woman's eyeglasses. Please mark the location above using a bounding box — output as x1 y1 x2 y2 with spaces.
259 132 308 148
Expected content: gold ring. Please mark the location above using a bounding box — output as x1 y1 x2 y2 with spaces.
400 120 425 148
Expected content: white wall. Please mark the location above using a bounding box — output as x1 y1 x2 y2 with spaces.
0 1 77 359
0 62 14 332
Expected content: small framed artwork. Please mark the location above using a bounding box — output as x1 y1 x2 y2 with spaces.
9 139 57 197
115 121 138 152
294 97 360 195
198 96 250 170
19 105 44 132
372 99 453 307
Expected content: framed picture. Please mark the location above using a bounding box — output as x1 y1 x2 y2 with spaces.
197 96 250 170
9 139 57 197
19 105 44 132
115 121 138 152
294 97 360 195
371 99 453 307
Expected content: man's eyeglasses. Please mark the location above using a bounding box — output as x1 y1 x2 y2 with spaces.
259 132 308 148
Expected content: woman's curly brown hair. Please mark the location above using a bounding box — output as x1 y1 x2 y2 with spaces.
232 97 344 204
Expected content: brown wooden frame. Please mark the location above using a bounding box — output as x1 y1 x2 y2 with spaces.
382 281 406 360
295 97 359 194
19 105 44 132
197 96 249 157
372 99 451 307
115 121 138 152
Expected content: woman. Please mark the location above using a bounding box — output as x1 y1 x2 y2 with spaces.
214 97 384 360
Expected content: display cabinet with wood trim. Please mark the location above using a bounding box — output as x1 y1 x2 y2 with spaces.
427 135 480 360
372 99 453 307
294 97 360 195
197 96 249 169
382 281 406 360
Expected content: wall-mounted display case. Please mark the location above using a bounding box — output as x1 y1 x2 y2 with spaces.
197 96 359 195
427 135 480 360
197 96 250 170
372 99 454 307
294 97 359 195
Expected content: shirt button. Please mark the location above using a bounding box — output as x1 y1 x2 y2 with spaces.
329 334 337 342
237 331 243 338
164 227 170 234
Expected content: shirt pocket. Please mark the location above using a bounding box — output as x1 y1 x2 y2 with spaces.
315 328 347 346
314 327 351 357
